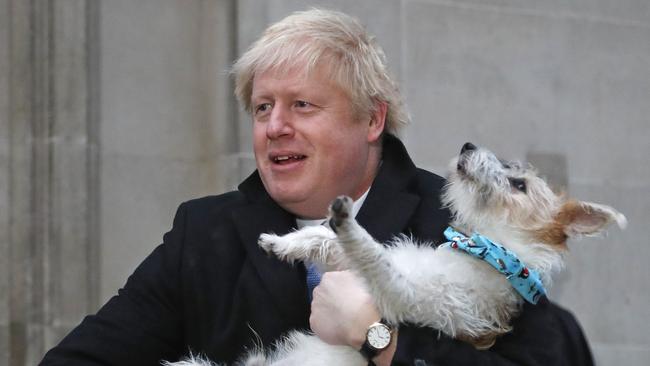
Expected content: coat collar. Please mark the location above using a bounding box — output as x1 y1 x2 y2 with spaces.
230 194 309 326
357 134 421 243
233 134 421 320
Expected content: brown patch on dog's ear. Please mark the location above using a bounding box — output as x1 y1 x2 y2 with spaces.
532 222 568 248
555 200 627 239
532 200 626 247
529 200 580 247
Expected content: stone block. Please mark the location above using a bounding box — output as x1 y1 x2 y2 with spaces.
403 1 554 165
426 0 650 26
100 0 209 160
0 325 7 366
235 0 270 57
0 0 9 343
200 0 238 158
49 138 94 322
99 153 221 302
402 1 650 185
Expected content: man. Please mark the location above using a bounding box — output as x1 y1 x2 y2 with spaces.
41 9 593 366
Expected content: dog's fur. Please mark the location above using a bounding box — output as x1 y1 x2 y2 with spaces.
167 143 625 365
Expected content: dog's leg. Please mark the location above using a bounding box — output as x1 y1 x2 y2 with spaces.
328 196 417 323
258 226 345 270
330 196 512 339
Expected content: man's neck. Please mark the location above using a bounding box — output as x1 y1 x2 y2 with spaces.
296 188 370 228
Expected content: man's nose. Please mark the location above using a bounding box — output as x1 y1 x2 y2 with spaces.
266 106 294 139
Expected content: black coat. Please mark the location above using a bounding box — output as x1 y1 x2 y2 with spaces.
41 135 593 365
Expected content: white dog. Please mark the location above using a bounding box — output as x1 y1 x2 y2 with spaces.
167 142 626 365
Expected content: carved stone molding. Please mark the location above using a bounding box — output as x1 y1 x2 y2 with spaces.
0 0 100 364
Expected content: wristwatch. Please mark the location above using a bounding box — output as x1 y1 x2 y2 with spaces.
359 319 394 361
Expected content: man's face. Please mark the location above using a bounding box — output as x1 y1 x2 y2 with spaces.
251 65 382 218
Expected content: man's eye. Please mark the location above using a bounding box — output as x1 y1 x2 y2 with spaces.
295 100 311 108
255 103 272 114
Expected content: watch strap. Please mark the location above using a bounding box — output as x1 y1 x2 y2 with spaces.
360 319 394 361
360 341 380 361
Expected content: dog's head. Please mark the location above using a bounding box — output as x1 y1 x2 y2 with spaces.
442 143 626 260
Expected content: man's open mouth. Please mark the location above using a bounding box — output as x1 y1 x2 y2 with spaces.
272 155 307 164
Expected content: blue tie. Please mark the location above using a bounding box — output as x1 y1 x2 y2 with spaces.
305 219 328 302
306 262 322 302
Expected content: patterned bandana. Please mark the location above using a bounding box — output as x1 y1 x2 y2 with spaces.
441 226 546 304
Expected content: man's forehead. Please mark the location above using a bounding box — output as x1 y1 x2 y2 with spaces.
254 62 326 83
252 64 344 96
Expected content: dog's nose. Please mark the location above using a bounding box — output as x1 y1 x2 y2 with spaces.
461 142 477 154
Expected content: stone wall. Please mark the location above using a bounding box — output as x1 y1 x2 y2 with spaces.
1 0 648 364
98 0 240 305
1 0 100 364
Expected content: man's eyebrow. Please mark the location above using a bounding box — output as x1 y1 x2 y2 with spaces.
253 87 314 102
251 90 274 101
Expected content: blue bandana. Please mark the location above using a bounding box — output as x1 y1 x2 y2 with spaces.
441 226 546 304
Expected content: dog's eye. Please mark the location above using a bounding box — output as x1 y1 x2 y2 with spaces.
508 177 527 193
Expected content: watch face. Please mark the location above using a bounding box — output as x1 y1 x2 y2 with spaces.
367 323 391 350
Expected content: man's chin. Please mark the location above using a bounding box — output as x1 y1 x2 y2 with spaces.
271 191 330 218
267 187 307 204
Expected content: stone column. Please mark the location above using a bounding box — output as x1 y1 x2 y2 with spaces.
0 0 100 364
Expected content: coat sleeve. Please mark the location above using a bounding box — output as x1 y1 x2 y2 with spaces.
392 298 595 366
40 203 189 365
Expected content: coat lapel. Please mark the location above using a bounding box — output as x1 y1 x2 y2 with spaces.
232 173 309 325
357 134 421 242
357 186 420 243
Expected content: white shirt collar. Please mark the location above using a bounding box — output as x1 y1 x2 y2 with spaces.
295 189 370 229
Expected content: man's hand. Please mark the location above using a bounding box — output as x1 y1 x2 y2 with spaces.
310 270 397 366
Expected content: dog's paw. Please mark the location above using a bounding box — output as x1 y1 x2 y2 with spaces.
258 233 280 254
329 195 353 231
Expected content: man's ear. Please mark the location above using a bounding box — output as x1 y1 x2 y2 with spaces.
558 201 627 238
367 101 387 143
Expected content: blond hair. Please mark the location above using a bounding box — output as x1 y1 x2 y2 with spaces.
232 8 409 135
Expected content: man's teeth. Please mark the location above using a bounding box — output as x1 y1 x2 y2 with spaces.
274 155 304 162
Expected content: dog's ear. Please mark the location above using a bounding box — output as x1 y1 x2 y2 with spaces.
557 201 627 238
